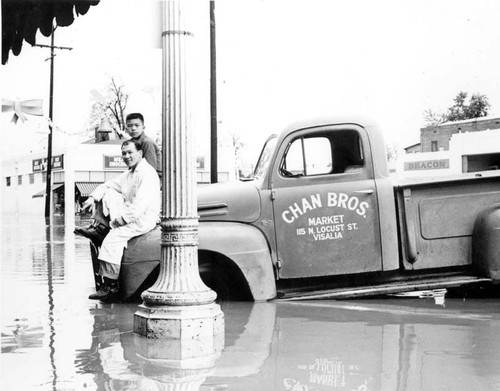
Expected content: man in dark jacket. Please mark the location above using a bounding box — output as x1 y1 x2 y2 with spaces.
124 112 161 177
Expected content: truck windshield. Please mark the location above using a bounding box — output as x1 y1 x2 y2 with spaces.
253 135 278 178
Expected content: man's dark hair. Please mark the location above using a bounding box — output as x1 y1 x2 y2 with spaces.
122 139 143 152
125 112 144 123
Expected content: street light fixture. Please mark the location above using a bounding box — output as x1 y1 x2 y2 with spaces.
95 116 113 142
96 117 113 133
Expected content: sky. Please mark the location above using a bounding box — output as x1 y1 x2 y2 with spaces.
2 0 500 164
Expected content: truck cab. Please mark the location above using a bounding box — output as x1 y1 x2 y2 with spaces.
191 117 401 300
265 119 399 278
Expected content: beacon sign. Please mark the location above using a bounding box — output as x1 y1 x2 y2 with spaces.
404 159 449 171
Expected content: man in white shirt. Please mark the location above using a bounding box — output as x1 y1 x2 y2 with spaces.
76 139 160 301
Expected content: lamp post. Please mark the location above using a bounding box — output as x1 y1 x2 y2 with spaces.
134 1 223 341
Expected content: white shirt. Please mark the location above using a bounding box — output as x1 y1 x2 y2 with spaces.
90 158 160 229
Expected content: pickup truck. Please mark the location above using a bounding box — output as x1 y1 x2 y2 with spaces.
92 115 500 301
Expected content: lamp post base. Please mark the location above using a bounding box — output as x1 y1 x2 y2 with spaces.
134 302 224 342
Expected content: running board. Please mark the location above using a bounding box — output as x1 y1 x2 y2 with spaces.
275 275 492 301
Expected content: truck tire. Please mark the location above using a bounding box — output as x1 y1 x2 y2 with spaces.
472 203 500 281
199 252 253 302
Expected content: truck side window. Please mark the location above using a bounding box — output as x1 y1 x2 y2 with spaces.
332 131 365 173
280 136 332 177
281 138 305 176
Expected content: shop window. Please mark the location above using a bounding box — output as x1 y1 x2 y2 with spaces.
53 171 64 182
6 177 11 187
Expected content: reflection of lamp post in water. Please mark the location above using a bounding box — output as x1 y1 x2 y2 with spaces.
44 222 58 387
134 1 224 343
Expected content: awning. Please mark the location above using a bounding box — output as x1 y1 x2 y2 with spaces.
32 183 64 198
3 1 100 65
75 182 102 197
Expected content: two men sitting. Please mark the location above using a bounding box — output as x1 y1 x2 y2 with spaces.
75 138 160 301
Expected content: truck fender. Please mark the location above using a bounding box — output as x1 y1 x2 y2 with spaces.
198 221 277 301
472 203 500 281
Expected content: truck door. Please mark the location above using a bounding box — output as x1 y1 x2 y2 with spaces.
271 125 382 278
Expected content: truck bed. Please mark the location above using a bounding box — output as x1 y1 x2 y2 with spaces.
396 171 500 270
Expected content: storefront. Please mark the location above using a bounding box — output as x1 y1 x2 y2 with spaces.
397 128 500 179
2 139 127 216
2 137 235 216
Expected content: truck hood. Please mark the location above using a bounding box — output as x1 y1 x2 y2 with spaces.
197 181 261 223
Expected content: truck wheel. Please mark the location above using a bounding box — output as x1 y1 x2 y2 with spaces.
472 203 500 281
199 264 232 301
199 253 253 301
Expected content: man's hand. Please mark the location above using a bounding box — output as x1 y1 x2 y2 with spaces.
111 216 126 228
81 196 95 213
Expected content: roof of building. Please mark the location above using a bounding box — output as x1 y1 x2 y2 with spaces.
434 115 500 127
404 143 421 151
81 138 125 145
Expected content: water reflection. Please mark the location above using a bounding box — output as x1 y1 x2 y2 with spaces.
45 219 57 390
270 300 500 391
2 214 500 390
75 303 223 389
71 300 500 391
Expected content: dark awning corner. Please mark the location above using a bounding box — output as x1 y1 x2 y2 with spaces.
2 0 100 65
75 182 102 197
32 183 64 198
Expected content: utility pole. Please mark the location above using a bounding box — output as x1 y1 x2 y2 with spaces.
210 1 218 183
35 26 72 218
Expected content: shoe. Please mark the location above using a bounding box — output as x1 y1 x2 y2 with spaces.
89 278 119 302
74 223 110 244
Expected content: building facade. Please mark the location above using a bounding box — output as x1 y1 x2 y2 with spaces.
397 128 500 178
2 136 235 216
420 116 500 152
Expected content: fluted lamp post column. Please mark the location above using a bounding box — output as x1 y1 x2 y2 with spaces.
134 1 224 340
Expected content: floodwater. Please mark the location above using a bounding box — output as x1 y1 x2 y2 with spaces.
2 214 500 391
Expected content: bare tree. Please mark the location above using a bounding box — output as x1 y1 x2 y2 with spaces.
88 75 128 139
228 131 246 178
386 142 398 162
422 108 446 127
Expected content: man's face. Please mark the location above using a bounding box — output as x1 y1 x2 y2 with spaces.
121 143 142 169
125 118 145 138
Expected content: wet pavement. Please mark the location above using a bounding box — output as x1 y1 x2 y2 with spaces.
2 213 500 391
